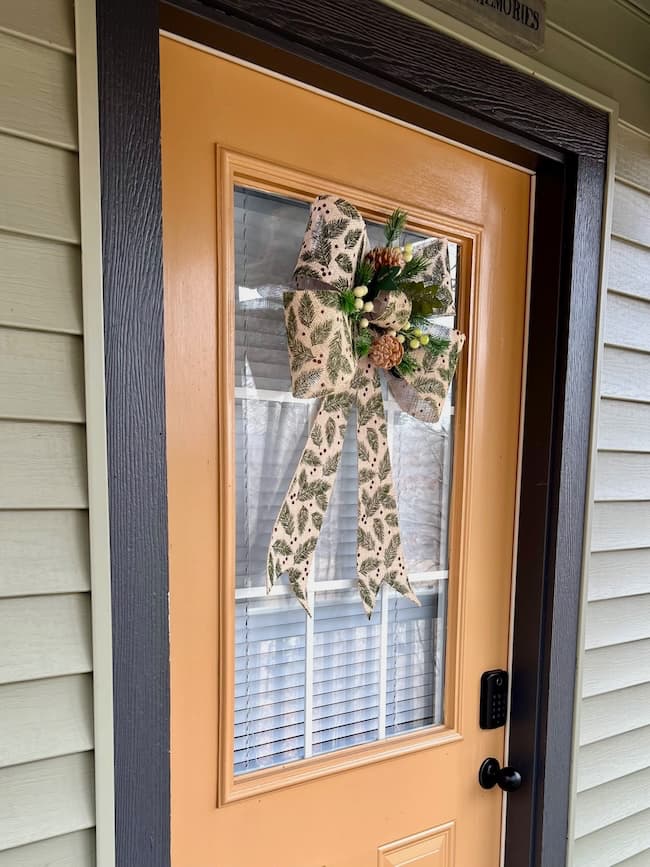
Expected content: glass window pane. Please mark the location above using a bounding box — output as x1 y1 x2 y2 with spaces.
233 185 458 775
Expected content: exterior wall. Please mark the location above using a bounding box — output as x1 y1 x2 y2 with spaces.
0 1 112 864
573 124 650 866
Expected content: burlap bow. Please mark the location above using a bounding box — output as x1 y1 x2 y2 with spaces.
267 195 465 616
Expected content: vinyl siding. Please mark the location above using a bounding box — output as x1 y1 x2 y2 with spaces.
574 810 650 867
574 122 650 865
0 831 95 867
0 1 98 863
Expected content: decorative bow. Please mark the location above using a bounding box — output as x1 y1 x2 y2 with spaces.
267 196 465 617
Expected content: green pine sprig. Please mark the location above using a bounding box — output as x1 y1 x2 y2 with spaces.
399 254 430 282
339 289 358 315
355 328 374 357
384 209 408 246
408 311 432 331
354 259 375 289
395 353 419 376
424 335 451 357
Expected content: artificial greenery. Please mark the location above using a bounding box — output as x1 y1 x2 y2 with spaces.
395 353 419 376
423 335 451 357
355 328 374 358
400 254 430 281
336 208 454 377
339 289 358 316
400 281 447 317
407 311 433 331
383 208 408 246
373 265 403 294
354 258 375 289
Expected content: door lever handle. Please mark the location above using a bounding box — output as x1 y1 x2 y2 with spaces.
478 757 522 792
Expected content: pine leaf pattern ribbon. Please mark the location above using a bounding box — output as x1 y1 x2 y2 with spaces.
354 359 418 616
267 195 465 616
267 391 354 611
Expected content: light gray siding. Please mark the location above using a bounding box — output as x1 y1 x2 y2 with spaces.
0 832 95 867
0 0 98 863
574 123 650 865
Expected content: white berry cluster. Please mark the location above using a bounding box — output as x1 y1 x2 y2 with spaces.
352 283 374 324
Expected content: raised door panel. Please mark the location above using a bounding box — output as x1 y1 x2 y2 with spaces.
378 824 454 866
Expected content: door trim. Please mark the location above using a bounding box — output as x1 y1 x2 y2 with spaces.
95 2 608 866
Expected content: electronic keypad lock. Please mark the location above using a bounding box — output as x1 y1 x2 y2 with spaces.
479 669 509 729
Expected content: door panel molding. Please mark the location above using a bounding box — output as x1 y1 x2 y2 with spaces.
378 822 455 866
96 1 608 865
212 147 479 804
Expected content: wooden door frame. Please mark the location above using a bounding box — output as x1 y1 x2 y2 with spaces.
95 2 608 866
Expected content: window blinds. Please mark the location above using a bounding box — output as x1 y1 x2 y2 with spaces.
233 186 455 775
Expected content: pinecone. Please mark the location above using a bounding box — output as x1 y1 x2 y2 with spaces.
365 246 405 271
368 333 404 370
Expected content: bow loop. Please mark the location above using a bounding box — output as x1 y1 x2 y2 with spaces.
388 327 466 424
285 195 368 400
293 194 367 287
284 286 357 398
369 290 412 331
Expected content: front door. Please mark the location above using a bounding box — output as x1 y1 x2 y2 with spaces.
161 35 530 867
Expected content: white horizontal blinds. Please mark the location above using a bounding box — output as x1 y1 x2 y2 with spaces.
386 584 446 736
233 186 456 775
234 595 306 774
312 589 382 755
234 188 309 393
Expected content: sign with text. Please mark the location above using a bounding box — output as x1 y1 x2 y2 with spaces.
421 0 545 52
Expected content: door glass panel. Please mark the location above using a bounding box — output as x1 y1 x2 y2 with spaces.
233 186 457 775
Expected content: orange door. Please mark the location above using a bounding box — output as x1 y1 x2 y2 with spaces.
161 35 530 867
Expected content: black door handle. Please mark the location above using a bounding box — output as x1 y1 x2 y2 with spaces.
478 757 522 792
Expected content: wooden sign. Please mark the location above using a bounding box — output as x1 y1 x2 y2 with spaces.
420 0 545 52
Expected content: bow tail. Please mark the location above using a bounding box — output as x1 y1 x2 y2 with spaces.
267 391 354 614
354 360 419 618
